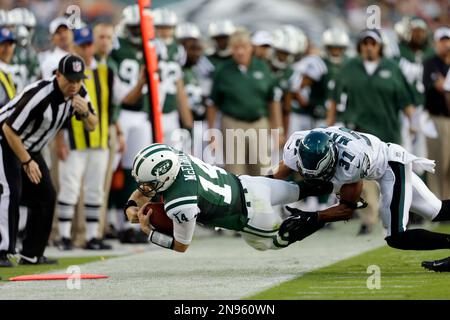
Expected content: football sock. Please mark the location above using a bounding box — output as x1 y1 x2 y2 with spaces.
85 204 101 240
57 201 75 239
385 229 450 250
432 200 450 222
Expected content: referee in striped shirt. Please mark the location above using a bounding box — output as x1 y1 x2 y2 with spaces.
0 54 98 267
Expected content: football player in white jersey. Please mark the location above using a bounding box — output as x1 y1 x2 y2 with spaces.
272 126 450 271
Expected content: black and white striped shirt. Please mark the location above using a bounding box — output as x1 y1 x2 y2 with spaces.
0 76 94 153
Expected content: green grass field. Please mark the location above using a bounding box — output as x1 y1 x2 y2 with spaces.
248 224 450 300
0 256 112 283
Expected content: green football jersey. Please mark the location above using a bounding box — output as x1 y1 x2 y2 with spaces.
396 41 434 107
110 37 148 113
162 151 248 231
183 66 206 121
11 45 40 93
156 40 185 114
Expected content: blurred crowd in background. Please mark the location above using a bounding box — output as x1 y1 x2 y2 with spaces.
0 0 449 256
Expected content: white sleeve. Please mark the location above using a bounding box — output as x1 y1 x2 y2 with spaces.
444 71 450 92
173 219 196 245
298 56 328 82
112 75 131 106
282 131 309 171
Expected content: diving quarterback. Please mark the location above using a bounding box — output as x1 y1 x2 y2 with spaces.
274 126 450 272
124 143 353 252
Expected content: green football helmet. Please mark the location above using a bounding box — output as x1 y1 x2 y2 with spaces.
297 131 338 182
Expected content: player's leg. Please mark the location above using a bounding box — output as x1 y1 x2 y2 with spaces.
82 149 111 250
381 163 450 250
0 142 21 266
238 175 290 250
55 150 86 250
20 153 57 259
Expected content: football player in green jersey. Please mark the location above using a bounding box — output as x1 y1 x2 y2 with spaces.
124 144 353 252
207 20 236 69
9 8 40 93
153 8 193 150
109 4 154 243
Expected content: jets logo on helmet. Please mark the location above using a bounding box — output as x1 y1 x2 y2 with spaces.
151 159 173 176
297 131 338 182
132 144 181 196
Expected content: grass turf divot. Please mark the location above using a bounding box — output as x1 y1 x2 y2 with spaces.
247 224 450 300
0 256 113 283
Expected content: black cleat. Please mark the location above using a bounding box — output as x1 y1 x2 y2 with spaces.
0 253 13 267
422 256 450 272
18 255 58 265
84 238 112 250
56 237 73 251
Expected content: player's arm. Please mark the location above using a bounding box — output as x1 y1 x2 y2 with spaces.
136 203 195 253
124 189 153 223
176 78 194 130
267 160 294 179
119 68 147 105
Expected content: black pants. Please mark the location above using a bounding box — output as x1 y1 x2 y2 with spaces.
0 138 56 257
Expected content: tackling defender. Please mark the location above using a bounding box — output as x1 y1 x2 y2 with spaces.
273 126 450 272
124 143 353 252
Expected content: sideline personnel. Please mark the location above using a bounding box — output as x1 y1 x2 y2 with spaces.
0 54 97 267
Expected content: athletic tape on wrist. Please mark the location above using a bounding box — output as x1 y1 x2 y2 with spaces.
149 230 174 249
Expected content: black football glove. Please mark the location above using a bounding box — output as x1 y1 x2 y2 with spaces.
279 206 325 244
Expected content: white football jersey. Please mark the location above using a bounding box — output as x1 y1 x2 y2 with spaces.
283 126 389 192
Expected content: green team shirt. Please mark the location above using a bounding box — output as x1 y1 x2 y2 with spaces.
11 45 40 93
333 57 413 144
323 56 349 122
211 57 277 121
183 66 206 121
396 41 434 107
207 53 232 71
162 151 248 231
110 37 148 113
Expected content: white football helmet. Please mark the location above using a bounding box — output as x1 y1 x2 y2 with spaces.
10 8 36 46
208 20 235 38
0 10 13 28
175 22 201 40
152 8 177 27
394 17 412 42
132 144 181 195
10 7 36 28
282 25 308 56
122 4 141 26
271 28 298 69
322 28 350 48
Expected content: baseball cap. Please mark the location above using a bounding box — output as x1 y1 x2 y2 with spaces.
410 17 428 30
434 27 450 41
0 27 16 44
358 28 383 44
251 30 272 47
49 16 70 35
58 54 87 81
74 27 93 46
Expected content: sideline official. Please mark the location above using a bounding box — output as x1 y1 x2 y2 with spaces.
0 54 97 267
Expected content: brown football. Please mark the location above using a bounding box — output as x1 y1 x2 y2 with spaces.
145 202 173 235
